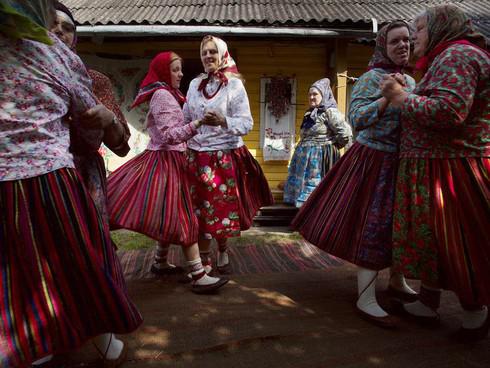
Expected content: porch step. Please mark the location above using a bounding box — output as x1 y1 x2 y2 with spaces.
253 204 299 227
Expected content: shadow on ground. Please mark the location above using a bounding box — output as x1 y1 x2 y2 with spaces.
65 264 490 368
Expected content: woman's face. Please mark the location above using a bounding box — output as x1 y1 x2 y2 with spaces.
412 16 429 58
386 26 410 66
50 12 75 48
308 88 322 108
170 59 183 89
201 40 220 73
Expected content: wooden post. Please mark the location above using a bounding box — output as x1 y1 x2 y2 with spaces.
334 39 348 115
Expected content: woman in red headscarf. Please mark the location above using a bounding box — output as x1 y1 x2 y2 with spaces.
107 51 228 294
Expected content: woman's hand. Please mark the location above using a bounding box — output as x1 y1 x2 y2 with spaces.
380 75 408 107
201 109 227 128
80 104 115 130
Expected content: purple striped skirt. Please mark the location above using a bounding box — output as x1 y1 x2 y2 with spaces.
292 142 398 270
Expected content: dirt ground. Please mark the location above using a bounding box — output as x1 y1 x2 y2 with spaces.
66 262 490 368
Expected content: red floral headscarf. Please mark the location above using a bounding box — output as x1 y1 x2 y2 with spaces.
132 51 186 108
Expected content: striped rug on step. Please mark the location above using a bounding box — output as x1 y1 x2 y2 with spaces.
118 240 343 280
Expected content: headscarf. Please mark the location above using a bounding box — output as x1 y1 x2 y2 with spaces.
302 78 338 128
198 35 240 94
415 4 489 73
54 0 77 49
131 51 186 108
367 20 411 73
0 0 53 44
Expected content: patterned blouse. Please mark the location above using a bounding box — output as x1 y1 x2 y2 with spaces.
183 76 253 151
300 107 352 147
146 89 198 152
70 69 131 156
0 34 96 181
349 68 416 153
400 44 490 158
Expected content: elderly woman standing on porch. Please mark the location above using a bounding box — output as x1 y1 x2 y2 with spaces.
292 20 417 329
381 5 490 341
184 35 273 274
283 77 352 207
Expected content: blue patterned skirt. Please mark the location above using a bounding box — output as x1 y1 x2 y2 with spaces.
283 141 340 207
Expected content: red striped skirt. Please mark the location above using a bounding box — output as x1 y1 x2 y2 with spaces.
291 142 398 270
107 150 198 246
0 168 142 368
188 146 273 240
392 157 490 306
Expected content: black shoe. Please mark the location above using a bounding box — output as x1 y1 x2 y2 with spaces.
387 285 418 303
390 299 440 327
454 308 490 343
217 262 232 275
150 264 184 276
191 278 229 294
356 306 400 329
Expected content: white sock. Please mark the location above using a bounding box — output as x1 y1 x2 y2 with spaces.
187 258 220 286
389 272 417 295
462 306 488 329
32 355 53 366
217 251 229 267
404 300 438 318
93 333 124 361
356 268 388 318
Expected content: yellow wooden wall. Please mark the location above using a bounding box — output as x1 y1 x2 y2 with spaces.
77 38 374 190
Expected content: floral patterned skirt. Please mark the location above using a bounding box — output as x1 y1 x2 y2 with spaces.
291 142 398 270
188 146 273 240
392 157 490 305
283 141 340 207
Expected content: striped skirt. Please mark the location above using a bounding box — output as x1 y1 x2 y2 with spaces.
392 157 490 306
0 168 142 368
188 146 273 240
107 150 198 246
291 142 398 270
283 142 341 207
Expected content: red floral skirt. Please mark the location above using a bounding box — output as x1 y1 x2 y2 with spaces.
392 157 490 305
188 146 273 240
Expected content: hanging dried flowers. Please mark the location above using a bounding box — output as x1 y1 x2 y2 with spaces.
265 76 291 120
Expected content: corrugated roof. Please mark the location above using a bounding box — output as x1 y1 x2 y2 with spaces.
62 0 490 37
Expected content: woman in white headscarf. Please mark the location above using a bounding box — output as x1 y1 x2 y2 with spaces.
283 78 352 207
184 35 273 275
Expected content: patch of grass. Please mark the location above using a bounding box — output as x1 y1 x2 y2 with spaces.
111 229 304 251
111 230 156 251
229 232 303 247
